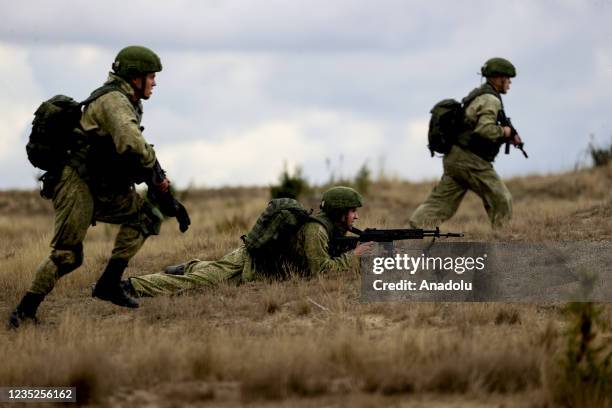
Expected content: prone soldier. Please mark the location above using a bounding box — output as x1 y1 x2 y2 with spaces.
124 187 374 297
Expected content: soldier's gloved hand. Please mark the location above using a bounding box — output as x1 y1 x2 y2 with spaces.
176 202 191 233
156 177 170 194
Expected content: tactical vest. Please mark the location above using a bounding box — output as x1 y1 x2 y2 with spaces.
73 82 132 178
312 213 342 242
80 83 149 194
279 212 345 278
456 83 505 162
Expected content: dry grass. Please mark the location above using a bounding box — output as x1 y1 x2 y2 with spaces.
0 164 611 406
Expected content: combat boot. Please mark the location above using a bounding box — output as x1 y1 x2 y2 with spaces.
92 259 139 309
164 263 186 275
7 292 44 329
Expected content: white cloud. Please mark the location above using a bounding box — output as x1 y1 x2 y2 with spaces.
0 43 43 161
73 45 106 68
1 1 611 189
158 110 386 187
383 119 442 181
406 118 429 145
595 46 612 82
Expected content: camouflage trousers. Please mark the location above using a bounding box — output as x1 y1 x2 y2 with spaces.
29 166 163 295
410 145 512 229
130 246 256 297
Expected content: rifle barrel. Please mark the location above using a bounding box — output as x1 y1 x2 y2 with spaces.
356 228 464 241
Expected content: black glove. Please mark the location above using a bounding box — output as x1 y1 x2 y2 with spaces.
175 201 191 233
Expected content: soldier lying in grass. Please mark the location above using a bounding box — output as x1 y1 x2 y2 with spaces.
125 187 374 297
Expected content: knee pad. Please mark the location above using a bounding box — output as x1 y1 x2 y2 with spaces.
50 244 84 277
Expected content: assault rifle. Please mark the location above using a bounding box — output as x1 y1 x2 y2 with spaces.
147 160 191 233
329 227 464 257
498 110 528 158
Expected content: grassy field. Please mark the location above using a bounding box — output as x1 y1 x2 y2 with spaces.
0 163 611 407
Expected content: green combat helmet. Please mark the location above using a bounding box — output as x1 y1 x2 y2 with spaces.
320 186 363 214
481 57 516 78
112 45 162 78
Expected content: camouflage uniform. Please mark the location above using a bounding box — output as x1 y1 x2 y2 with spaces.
28 73 162 296
130 213 358 297
8 45 166 328
410 83 512 229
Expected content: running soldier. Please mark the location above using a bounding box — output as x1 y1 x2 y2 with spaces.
410 57 523 229
9 46 175 328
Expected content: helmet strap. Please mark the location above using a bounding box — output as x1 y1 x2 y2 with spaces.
129 74 147 101
140 74 148 100
486 77 497 91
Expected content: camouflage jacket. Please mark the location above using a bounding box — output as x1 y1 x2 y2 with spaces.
287 213 358 277
79 73 157 189
241 212 358 280
457 83 505 162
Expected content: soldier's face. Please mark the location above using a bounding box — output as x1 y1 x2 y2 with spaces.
142 73 157 99
133 73 157 100
491 76 511 94
343 208 359 228
500 77 511 94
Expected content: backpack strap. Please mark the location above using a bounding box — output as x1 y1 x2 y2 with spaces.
79 80 129 107
310 213 337 241
458 83 508 161
461 82 503 111
65 81 132 182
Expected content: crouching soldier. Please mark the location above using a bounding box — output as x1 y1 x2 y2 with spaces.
126 187 373 297
9 46 175 328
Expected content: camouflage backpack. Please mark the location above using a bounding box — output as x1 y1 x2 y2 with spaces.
26 83 125 171
241 198 315 258
427 85 502 157
427 99 464 156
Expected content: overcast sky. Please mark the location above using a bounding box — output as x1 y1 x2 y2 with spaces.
1 0 611 190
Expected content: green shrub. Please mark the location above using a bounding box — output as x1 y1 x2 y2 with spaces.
588 137 612 168
270 164 309 200
354 163 372 195
552 300 612 407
